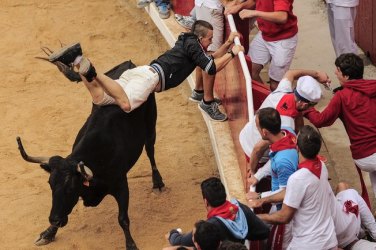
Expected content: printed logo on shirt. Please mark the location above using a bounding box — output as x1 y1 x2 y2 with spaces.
276 93 299 118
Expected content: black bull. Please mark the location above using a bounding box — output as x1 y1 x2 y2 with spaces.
16 61 165 250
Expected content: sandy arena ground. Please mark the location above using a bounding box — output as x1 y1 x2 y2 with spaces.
0 1 218 249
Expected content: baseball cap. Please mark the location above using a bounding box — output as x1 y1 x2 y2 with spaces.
295 76 322 103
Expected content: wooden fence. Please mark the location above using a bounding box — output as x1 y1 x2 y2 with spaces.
355 0 376 64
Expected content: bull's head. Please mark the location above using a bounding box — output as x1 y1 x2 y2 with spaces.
16 137 93 228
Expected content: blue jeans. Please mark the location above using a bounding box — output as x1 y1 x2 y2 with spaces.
155 0 169 6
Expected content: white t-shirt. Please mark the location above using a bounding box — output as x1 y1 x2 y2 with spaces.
330 190 360 248
195 0 223 10
284 163 338 249
336 189 376 242
239 78 295 157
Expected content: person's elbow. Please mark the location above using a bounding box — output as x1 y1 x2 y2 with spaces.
275 12 288 24
118 101 131 112
279 215 292 224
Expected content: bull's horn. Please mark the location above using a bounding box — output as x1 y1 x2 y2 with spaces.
16 137 50 164
77 161 93 181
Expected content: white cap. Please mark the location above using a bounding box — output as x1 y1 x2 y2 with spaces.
296 76 322 103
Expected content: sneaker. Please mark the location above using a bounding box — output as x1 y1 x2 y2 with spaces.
137 0 153 8
174 14 195 30
78 57 97 82
156 3 170 19
48 43 82 66
189 89 204 102
199 101 227 122
55 61 82 83
189 90 222 105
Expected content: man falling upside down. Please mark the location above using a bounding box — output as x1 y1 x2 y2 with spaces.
48 20 244 122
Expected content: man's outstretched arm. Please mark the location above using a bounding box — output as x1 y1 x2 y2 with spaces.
283 69 331 87
258 203 296 224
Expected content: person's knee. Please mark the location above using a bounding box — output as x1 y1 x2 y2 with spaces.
269 78 279 91
251 63 262 76
336 181 350 194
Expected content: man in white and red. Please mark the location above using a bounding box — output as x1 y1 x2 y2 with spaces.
238 69 330 186
331 182 376 249
304 53 376 199
257 125 338 249
234 0 298 91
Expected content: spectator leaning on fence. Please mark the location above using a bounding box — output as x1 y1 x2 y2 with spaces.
189 0 226 107
226 0 298 91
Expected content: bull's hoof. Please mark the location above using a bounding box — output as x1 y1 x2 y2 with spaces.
126 242 139 250
34 226 57 246
152 182 166 192
34 235 54 246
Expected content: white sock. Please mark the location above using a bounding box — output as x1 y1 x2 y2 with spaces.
73 56 83 66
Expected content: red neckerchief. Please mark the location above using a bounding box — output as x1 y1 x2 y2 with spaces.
276 93 299 118
270 130 297 153
207 200 239 221
298 157 322 179
343 200 359 218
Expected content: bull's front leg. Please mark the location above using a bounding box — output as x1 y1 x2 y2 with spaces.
113 181 138 250
34 225 58 246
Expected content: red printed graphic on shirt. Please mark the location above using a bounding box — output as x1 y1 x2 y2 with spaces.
275 94 299 119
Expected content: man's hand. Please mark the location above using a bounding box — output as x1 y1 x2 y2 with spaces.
227 32 240 44
231 45 245 55
316 71 331 89
239 9 258 20
247 175 259 187
165 228 182 241
246 191 260 200
224 4 242 15
248 198 264 208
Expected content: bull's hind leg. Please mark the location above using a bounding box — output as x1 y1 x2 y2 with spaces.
145 93 165 191
145 135 165 191
114 181 138 250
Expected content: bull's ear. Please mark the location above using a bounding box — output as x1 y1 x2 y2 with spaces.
40 163 51 173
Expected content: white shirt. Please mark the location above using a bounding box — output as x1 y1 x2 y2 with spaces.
284 163 338 249
326 0 359 7
330 190 360 248
239 78 295 157
336 189 376 242
195 0 223 10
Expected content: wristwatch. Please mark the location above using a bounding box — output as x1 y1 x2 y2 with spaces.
227 49 235 58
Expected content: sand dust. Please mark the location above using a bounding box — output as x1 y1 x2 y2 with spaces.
0 1 217 249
